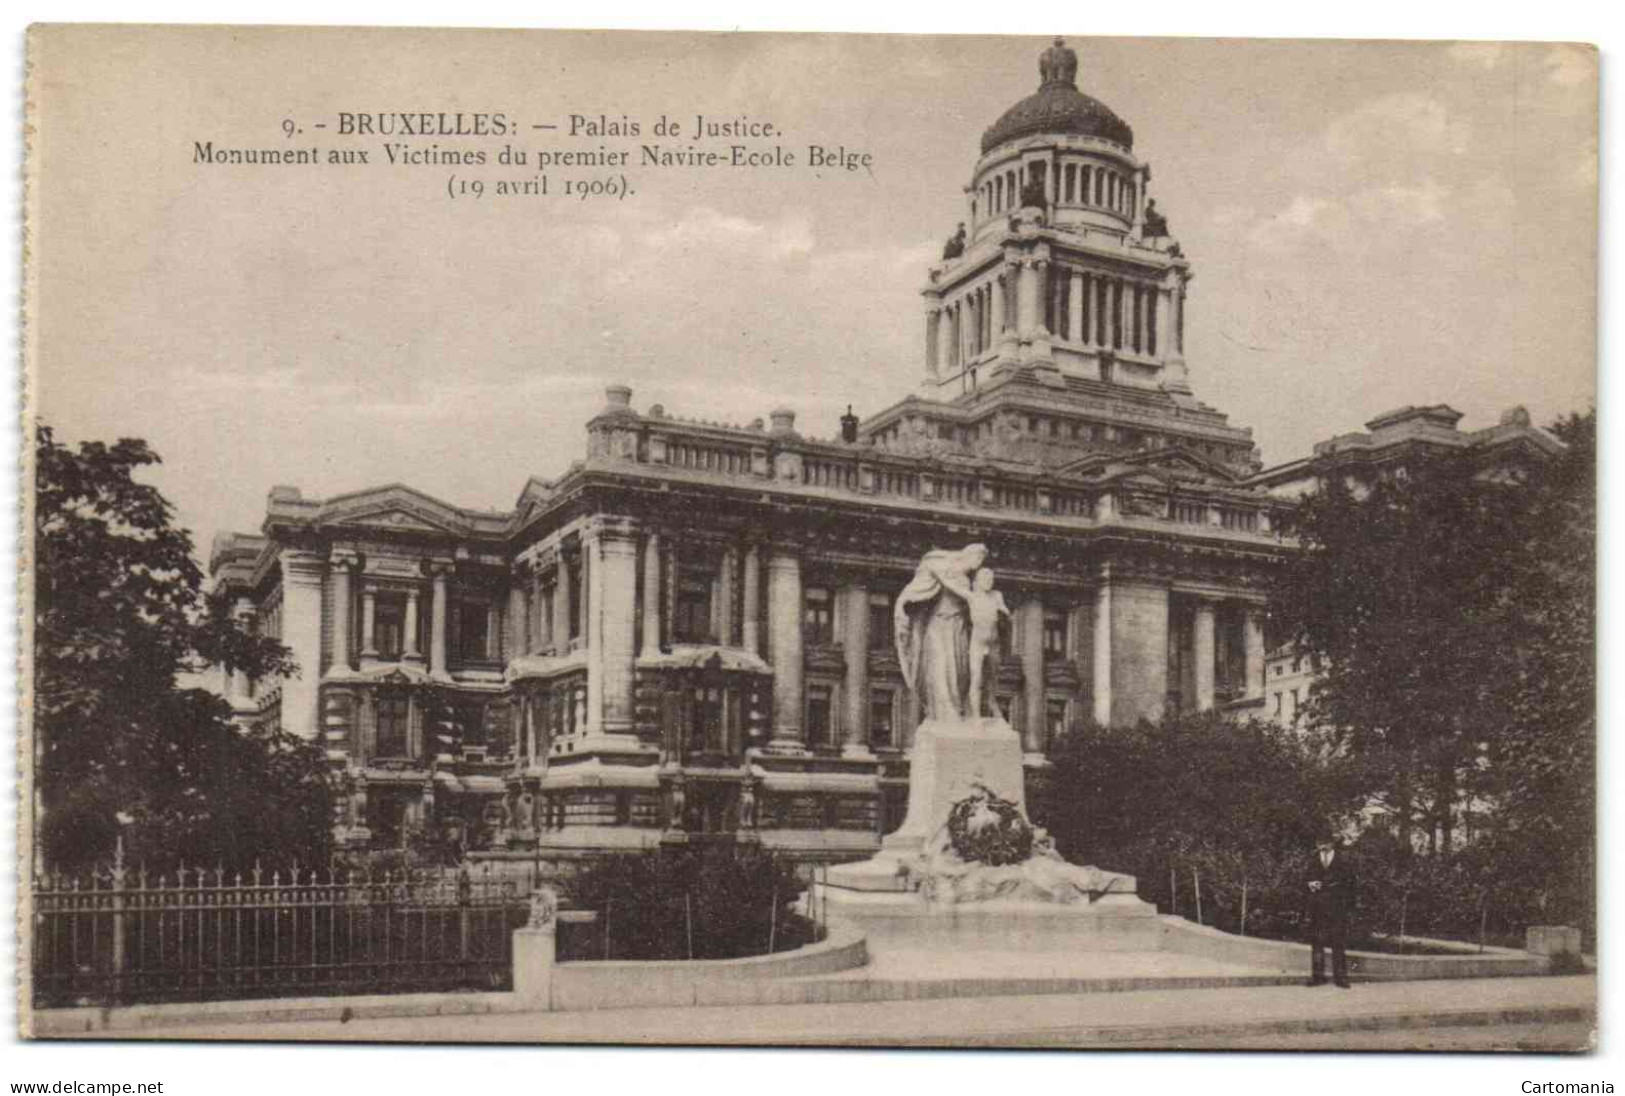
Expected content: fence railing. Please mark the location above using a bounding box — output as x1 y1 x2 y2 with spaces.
31 848 528 1009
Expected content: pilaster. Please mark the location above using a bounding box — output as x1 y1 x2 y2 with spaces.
766 547 805 753
841 582 871 758
278 549 327 741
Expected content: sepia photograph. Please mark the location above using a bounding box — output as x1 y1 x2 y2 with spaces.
17 18 1600 1062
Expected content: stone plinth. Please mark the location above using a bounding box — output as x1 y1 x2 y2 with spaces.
822 712 1157 943
885 716 1025 852
513 926 556 1006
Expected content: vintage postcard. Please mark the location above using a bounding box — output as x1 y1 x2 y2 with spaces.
20 25 1597 1053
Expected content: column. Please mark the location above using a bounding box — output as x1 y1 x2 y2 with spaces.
939 304 956 370
595 521 640 736
1244 607 1266 700
767 548 805 751
1092 584 1112 726
925 308 941 374
329 550 356 673
584 528 603 732
403 587 423 665
1016 260 1043 338
1068 270 1084 343
1156 285 1175 360
641 531 662 656
552 555 570 653
429 562 450 678
990 276 1004 338
278 550 327 741
1034 259 1050 336
228 597 254 703
742 542 762 655
1193 600 1217 711
360 587 378 660
1092 572 1169 726
1019 597 1046 754
507 572 528 662
1078 273 1092 346
718 546 737 646
841 582 870 756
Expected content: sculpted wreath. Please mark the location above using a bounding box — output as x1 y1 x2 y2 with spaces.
944 783 1034 866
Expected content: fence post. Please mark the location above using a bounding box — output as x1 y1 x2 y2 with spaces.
458 865 472 964
1193 868 1203 926
513 887 558 1009
109 837 128 1004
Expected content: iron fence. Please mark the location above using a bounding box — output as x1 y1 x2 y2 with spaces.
31 848 528 1009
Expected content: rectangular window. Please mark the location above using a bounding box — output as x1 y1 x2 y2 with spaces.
806 684 833 748
375 692 409 758
868 593 893 651
803 587 834 646
674 572 713 643
375 595 406 660
869 689 895 749
455 600 493 662
1043 609 1068 658
1045 698 1069 747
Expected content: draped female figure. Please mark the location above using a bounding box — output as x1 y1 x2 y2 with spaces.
893 544 988 723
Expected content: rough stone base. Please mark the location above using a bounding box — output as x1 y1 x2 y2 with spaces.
816 888 1161 953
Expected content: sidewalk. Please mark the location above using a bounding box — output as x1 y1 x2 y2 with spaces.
69 975 1595 1049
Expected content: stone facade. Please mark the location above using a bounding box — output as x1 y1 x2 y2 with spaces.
206 42 1559 867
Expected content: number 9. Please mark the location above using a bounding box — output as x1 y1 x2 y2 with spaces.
282 118 296 139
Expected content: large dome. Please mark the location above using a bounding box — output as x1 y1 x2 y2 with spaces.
980 39 1134 154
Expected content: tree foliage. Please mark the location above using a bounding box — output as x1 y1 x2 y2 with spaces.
1031 711 1353 932
33 426 332 875
565 844 817 961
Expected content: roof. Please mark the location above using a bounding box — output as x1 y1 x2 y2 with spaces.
981 41 1134 154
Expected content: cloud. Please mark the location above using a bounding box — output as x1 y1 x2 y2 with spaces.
1323 93 1470 166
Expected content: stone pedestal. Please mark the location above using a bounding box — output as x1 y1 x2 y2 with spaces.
886 717 1025 853
822 714 1157 943
513 927 556 1005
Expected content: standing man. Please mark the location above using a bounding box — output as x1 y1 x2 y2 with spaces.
1306 835 1356 988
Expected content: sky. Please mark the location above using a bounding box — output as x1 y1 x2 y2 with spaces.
31 29 1597 560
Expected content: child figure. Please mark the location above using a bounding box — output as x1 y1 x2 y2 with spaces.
966 567 1012 719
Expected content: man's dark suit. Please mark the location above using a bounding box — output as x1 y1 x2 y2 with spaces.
1307 847 1357 986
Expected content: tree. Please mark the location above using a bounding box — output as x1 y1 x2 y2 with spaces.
1267 411 1595 933
32 425 332 876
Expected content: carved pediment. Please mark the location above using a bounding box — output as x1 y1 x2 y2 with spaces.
350 508 452 533
320 486 470 536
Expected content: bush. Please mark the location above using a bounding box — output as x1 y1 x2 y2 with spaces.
563 844 819 961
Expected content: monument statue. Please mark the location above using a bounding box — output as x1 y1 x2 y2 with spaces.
941 222 966 260
894 543 988 722
824 541 1148 919
1143 199 1170 239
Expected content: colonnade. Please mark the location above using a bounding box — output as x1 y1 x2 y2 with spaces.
979 158 1140 222
927 263 1179 371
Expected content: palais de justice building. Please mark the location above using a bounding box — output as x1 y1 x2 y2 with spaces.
208 41 1555 864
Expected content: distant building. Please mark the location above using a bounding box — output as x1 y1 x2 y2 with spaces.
207 40 1556 866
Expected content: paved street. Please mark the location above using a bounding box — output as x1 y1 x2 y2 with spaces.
114 975 1595 1050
